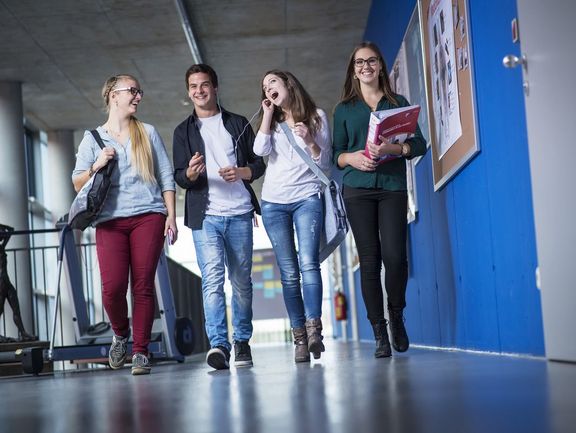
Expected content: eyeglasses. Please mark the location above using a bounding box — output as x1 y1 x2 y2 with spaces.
113 87 144 97
353 57 379 68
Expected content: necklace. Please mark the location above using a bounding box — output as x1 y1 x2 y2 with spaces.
105 127 124 137
102 125 129 149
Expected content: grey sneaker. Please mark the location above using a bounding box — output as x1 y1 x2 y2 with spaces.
206 346 230 370
108 334 128 369
233 341 253 367
131 353 151 375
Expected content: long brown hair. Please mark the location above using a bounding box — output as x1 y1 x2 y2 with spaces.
258 70 321 136
340 41 398 106
101 75 156 184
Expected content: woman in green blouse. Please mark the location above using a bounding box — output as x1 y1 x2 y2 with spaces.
333 42 426 358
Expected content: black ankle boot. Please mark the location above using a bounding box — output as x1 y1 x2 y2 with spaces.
388 308 409 352
371 320 392 358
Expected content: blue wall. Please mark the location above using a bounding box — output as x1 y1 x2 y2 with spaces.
354 0 545 355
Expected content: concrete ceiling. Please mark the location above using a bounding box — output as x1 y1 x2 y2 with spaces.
0 0 371 213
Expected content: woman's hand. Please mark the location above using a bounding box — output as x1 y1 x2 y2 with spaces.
366 134 402 159
347 150 377 171
259 99 274 135
262 98 274 115
294 122 321 158
165 216 178 245
293 122 313 145
93 147 116 171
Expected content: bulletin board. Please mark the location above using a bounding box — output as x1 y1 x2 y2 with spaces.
419 0 479 190
389 3 432 223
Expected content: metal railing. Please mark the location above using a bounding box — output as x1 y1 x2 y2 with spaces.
2 232 103 348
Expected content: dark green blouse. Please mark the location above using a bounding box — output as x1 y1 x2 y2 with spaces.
332 94 427 191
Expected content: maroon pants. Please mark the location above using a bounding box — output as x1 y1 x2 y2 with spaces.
96 212 166 354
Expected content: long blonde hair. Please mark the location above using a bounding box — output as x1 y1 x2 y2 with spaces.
102 74 156 184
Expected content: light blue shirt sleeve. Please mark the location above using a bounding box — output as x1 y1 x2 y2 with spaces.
148 124 175 192
72 130 100 177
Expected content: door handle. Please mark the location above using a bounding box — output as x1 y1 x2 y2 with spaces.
502 54 527 69
503 54 529 96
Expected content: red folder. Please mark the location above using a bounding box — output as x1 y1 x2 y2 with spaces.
364 105 420 164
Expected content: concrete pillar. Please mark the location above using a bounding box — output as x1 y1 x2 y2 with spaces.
46 130 80 346
46 130 76 221
0 81 34 337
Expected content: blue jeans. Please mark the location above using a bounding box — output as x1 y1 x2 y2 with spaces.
192 212 254 351
261 195 323 328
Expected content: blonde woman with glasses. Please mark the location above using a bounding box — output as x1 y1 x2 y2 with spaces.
72 74 177 375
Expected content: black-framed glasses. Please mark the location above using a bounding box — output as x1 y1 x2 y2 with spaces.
353 57 379 68
113 87 144 97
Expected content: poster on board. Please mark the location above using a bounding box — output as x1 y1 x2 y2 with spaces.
420 0 479 191
427 0 462 158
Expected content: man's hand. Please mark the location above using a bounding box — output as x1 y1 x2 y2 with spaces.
218 166 252 182
218 166 240 182
186 152 206 181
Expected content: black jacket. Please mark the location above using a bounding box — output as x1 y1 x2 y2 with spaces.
173 109 266 230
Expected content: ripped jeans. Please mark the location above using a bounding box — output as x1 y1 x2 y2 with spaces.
261 194 323 329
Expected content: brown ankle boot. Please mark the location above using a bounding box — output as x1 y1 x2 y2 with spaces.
292 327 310 363
305 318 325 359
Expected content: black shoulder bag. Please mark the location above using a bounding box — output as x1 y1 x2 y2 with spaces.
68 130 117 230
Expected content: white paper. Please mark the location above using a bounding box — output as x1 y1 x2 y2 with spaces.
427 0 462 158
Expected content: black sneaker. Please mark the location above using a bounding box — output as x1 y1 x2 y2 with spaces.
206 346 230 370
234 341 253 367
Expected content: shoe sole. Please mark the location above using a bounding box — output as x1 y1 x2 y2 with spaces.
109 356 126 369
131 367 151 375
295 355 311 363
207 352 230 370
375 350 392 358
392 343 410 353
308 341 325 357
234 360 253 368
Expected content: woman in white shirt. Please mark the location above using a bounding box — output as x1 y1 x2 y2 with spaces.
254 70 332 362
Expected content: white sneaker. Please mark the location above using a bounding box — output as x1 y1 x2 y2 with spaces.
108 335 128 369
131 353 151 375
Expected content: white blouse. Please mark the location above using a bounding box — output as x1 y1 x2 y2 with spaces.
254 108 332 204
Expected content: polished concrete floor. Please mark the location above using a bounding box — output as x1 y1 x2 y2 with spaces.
0 341 575 433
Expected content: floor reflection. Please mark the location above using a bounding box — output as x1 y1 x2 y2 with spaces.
0 342 574 433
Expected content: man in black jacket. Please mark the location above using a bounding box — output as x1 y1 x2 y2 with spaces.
173 64 265 370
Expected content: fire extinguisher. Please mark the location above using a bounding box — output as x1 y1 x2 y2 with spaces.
334 291 347 321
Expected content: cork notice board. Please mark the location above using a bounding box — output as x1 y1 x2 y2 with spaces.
419 0 479 190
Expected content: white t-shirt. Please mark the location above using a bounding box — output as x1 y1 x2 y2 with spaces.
197 113 253 216
253 108 332 204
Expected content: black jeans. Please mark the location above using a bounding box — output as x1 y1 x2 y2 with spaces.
343 186 408 324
